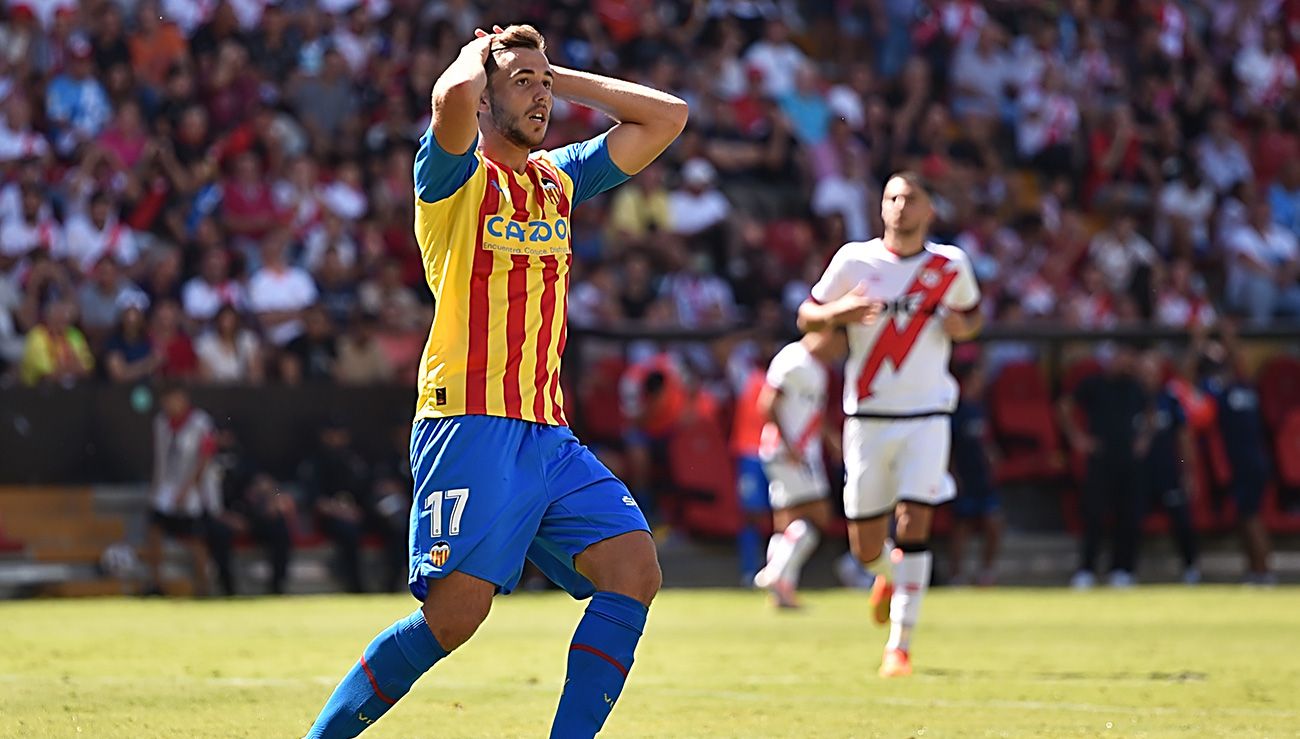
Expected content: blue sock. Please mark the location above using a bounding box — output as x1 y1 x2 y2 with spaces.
306 610 448 738
737 524 760 577
549 591 648 739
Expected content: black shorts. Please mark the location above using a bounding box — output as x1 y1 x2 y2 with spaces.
150 510 207 539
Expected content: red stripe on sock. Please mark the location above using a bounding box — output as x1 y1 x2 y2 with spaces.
359 655 397 705
570 643 629 678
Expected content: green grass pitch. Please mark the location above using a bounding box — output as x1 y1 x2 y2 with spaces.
2 587 1298 737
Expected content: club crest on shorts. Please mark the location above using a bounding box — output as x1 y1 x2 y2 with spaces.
429 541 451 567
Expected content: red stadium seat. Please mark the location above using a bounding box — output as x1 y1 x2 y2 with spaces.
667 417 742 539
576 356 628 444
1257 356 1300 432
987 361 1065 483
1273 409 1300 490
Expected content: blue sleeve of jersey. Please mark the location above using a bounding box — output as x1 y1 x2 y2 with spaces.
414 126 480 204
548 131 631 207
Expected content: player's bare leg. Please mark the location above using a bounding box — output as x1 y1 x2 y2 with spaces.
978 513 1004 586
756 499 832 607
549 531 660 738
141 522 164 595
879 501 935 677
307 572 491 737
847 513 894 624
182 536 212 597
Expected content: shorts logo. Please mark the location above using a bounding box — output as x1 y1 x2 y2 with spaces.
435 387 447 406
429 541 451 567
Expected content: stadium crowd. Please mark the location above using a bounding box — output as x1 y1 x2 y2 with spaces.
2 1 1298 590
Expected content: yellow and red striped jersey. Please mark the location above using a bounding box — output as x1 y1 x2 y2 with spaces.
412 129 628 425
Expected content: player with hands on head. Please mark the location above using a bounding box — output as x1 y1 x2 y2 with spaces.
306 23 687 738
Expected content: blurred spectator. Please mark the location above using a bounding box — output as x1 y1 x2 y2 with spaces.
1154 258 1216 329
1196 112 1253 196
1155 159 1215 257
668 158 731 242
1197 326 1275 584
949 362 1003 587
150 298 198 379
1134 350 1200 584
103 299 156 384
1267 158 1300 238
212 427 294 595
1060 344 1146 588
78 256 146 345
335 313 393 385
1225 200 1300 325
606 163 672 249
1234 27 1296 111
44 34 110 155
248 233 317 346
20 299 93 386
181 248 246 325
64 192 140 277
195 304 264 384
280 304 337 384
1088 212 1157 298
810 117 873 242
744 19 807 99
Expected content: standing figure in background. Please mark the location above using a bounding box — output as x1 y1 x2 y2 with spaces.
143 384 227 597
1198 326 1275 584
1134 350 1201 584
731 359 772 586
752 328 849 607
948 361 1003 587
1059 344 1147 589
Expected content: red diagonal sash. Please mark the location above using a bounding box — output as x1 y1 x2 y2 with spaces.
855 253 956 401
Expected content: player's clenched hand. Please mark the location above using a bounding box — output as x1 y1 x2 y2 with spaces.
831 282 881 326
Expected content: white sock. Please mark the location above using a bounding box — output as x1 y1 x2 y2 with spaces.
861 539 894 582
775 519 820 587
886 549 932 653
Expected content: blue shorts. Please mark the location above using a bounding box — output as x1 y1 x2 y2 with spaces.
408 415 650 600
953 486 1000 520
736 455 770 514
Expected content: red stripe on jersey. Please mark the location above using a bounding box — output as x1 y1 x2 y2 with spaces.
505 166 531 223
502 254 529 417
794 410 823 454
855 254 957 401
549 263 570 423
525 165 560 422
465 163 502 415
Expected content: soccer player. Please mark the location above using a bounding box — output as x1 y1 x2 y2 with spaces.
305 24 687 738
797 172 982 678
751 328 848 608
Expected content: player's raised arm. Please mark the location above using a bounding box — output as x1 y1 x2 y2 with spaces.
551 66 689 175
430 29 497 155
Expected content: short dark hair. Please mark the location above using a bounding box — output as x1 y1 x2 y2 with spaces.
886 170 931 197
484 25 547 80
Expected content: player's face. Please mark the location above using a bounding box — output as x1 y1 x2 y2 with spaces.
485 48 554 149
881 178 933 236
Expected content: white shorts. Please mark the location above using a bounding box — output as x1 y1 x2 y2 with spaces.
843 415 954 519
762 457 829 510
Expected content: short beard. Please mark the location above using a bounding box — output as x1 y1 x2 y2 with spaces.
489 95 545 149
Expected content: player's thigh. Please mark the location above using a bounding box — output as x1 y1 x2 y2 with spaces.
409 416 548 600
420 570 496 651
847 516 891 563
773 497 834 532
843 418 898 519
530 427 656 602
895 417 954 505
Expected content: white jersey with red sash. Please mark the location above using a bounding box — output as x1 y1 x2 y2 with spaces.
810 239 980 417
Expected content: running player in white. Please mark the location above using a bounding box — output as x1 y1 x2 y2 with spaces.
751 328 848 608
797 172 982 677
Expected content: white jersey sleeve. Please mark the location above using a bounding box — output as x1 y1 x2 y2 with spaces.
942 249 981 312
809 242 863 304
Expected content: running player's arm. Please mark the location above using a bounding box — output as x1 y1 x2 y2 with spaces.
755 383 798 462
551 66 688 176
941 251 983 341
798 247 878 332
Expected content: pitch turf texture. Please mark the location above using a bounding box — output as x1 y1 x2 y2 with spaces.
3 588 1298 738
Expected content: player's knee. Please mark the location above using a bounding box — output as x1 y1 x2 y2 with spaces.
894 504 934 543
421 598 489 651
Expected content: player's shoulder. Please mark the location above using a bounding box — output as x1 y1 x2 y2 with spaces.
828 237 884 263
925 240 972 265
771 340 808 366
